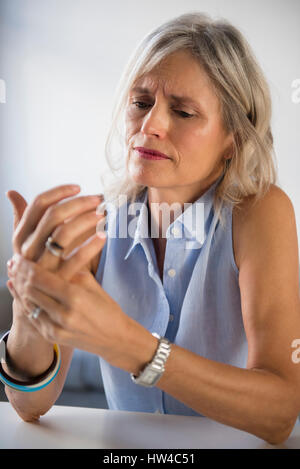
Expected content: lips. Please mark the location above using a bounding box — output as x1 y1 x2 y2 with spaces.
134 147 171 159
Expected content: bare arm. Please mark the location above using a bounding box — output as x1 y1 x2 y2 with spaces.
4 185 103 421
127 185 300 445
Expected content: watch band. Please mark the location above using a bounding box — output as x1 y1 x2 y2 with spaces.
130 332 171 387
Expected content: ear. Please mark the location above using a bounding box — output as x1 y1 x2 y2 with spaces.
223 137 235 160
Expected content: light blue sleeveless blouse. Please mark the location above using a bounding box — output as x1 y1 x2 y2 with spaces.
95 176 248 416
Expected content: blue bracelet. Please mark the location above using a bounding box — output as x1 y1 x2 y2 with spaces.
0 331 61 392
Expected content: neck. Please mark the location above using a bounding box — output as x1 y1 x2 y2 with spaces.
146 172 222 239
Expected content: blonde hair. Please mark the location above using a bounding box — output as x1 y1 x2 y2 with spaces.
100 11 278 227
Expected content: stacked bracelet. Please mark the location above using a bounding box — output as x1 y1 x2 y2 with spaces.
0 331 61 392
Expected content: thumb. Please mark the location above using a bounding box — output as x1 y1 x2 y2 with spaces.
6 190 28 231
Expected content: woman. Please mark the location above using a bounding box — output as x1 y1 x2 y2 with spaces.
2 12 300 444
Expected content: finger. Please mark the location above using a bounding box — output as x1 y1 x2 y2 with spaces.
23 282 67 328
7 279 43 335
7 276 42 322
6 280 18 299
62 224 101 258
58 232 106 281
13 184 81 256
11 253 74 305
6 191 28 231
37 210 105 272
20 195 103 262
11 233 105 306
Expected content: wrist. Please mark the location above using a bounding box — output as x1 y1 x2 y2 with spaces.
131 333 172 387
4 323 54 379
0 331 61 392
110 318 159 375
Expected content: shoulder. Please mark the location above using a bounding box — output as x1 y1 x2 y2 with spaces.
232 184 297 270
234 184 295 220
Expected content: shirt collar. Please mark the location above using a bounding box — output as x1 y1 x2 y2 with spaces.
124 175 223 260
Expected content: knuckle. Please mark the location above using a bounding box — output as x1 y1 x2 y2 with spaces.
21 243 31 259
27 268 38 285
51 224 65 241
44 205 59 222
33 194 46 209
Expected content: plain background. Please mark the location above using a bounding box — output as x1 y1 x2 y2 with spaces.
0 0 300 280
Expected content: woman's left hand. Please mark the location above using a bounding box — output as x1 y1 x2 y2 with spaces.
9 252 136 371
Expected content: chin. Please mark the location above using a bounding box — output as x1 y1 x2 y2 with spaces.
128 163 165 187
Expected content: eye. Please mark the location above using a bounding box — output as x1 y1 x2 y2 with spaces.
132 101 151 110
131 101 194 119
175 110 194 119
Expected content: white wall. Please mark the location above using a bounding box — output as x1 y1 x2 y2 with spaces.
1 0 300 278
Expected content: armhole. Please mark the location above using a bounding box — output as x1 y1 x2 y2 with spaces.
229 205 240 277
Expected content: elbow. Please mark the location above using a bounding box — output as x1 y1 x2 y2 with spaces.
261 381 300 445
20 413 41 423
5 386 51 423
263 413 299 446
13 406 52 423
16 404 52 423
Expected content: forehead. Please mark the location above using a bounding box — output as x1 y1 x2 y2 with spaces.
132 50 216 99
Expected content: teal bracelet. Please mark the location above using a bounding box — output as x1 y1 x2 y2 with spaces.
0 331 61 392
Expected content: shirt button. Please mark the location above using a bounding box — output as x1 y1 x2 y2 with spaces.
168 268 176 277
169 314 174 322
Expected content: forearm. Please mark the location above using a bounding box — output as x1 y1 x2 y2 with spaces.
117 321 297 444
3 321 68 421
155 344 298 444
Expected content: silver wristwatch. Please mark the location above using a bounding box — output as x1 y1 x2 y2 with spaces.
130 332 171 387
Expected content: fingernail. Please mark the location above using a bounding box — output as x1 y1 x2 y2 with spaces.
96 201 106 216
7 259 13 269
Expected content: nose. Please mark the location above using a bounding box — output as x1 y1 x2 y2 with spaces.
140 102 169 139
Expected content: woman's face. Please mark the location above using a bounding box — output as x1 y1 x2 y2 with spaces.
125 49 233 199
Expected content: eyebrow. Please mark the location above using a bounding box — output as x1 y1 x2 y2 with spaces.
130 86 205 112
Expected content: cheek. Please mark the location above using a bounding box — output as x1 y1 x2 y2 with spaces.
125 116 139 145
182 121 224 155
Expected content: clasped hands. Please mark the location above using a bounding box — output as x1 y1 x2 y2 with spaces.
6 184 138 372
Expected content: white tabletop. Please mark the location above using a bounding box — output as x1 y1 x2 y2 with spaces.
0 402 299 449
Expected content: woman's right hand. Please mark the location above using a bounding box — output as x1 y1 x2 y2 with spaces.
6 184 104 331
